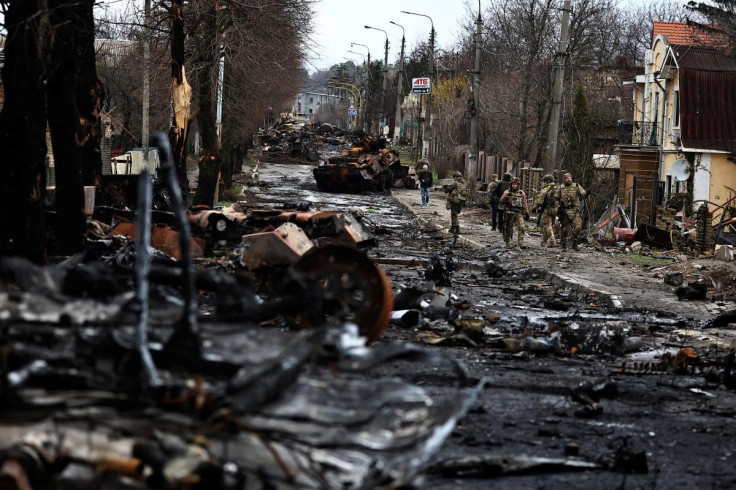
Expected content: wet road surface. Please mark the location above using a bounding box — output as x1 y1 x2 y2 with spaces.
245 159 736 489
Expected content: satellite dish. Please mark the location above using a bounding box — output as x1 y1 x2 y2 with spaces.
671 159 691 182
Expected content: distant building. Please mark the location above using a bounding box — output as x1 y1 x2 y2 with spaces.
292 92 339 120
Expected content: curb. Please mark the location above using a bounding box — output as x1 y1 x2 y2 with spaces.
394 195 624 309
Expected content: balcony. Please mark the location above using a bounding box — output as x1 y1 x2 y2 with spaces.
617 121 659 146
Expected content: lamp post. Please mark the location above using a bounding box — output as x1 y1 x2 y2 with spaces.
351 43 371 129
365 25 389 135
350 42 370 66
402 10 434 159
390 20 406 141
347 50 365 64
469 0 482 181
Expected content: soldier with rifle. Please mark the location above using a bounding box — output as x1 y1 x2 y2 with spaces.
532 174 559 248
445 171 467 235
556 172 588 251
499 177 529 249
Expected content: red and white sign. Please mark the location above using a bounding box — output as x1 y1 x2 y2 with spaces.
411 77 431 94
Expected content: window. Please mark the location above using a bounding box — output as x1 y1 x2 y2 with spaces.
309 108 313 114
309 97 314 104
673 89 680 128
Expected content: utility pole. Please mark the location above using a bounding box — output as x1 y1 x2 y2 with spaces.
390 21 406 141
365 26 389 135
426 26 434 159
142 0 150 170
468 1 482 180
544 0 571 175
402 11 434 159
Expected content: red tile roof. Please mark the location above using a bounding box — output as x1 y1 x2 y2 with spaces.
652 21 727 48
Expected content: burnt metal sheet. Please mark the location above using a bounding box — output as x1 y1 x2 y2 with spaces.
107 222 205 259
241 222 314 269
633 223 673 249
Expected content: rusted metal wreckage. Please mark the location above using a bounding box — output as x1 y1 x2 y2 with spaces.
314 137 415 193
0 134 482 489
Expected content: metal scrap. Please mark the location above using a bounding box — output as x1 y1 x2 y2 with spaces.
313 137 412 193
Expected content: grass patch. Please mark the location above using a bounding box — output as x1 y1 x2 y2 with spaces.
219 184 243 205
614 252 674 267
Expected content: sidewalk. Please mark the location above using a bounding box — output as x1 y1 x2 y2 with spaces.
391 187 735 322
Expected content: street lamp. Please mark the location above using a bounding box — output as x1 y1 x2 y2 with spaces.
390 20 406 141
347 50 365 64
351 43 371 129
402 10 434 159
365 25 390 135
350 42 371 65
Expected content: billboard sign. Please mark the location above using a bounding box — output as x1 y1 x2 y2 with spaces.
411 77 431 94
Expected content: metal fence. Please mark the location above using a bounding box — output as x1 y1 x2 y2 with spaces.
618 121 658 146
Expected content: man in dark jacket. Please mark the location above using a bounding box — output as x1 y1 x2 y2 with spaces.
418 160 433 207
492 172 512 232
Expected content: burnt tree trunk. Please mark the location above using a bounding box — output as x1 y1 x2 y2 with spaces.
0 0 50 262
46 0 94 256
75 1 104 187
169 0 192 200
192 2 222 208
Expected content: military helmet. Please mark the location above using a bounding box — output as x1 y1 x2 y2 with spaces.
542 174 554 183
511 177 520 184
453 171 463 178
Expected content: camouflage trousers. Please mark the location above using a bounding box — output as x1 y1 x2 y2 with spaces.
540 211 557 246
504 212 525 247
559 210 582 246
450 202 464 233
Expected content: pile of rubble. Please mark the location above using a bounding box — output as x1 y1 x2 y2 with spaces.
252 115 353 163
0 135 483 489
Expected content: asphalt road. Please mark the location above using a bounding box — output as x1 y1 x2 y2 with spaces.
247 159 736 489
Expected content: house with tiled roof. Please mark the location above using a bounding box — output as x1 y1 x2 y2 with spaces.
617 21 736 227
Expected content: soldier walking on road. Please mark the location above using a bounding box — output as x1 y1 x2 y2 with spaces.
533 174 559 248
487 174 500 230
499 177 529 248
492 172 512 232
556 172 587 251
418 160 433 207
445 171 467 235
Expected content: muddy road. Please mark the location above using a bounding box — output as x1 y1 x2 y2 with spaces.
245 159 736 489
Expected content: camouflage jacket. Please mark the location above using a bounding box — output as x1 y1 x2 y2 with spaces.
534 183 558 214
500 188 529 214
446 178 468 204
556 182 586 211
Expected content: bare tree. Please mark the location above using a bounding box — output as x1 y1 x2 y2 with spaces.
686 0 736 47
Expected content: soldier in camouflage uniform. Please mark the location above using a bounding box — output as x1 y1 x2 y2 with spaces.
532 174 559 248
445 171 467 235
499 177 529 248
556 172 587 251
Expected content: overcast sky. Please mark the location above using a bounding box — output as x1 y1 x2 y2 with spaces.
93 0 655 74
308 0 478 72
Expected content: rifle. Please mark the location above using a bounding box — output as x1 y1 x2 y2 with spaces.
536 202 547 227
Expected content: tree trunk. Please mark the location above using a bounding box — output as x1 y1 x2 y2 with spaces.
46 0 91 256
75 0 104 187
0 0 48 262
169 0 192 200
192 2 221 208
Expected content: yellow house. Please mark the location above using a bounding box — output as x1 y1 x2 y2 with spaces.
618 22 736 225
